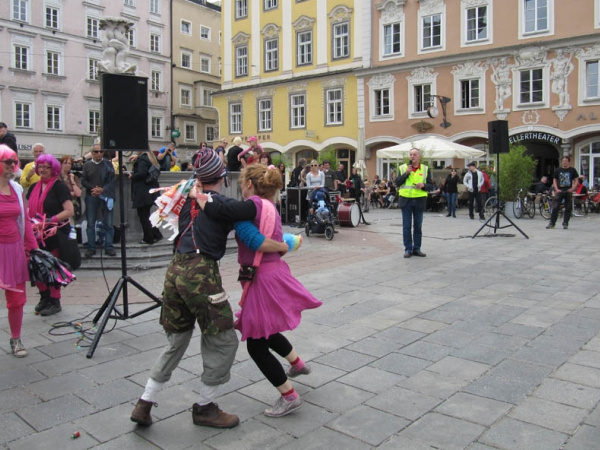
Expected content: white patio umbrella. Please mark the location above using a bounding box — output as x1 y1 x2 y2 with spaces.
377 136 485 160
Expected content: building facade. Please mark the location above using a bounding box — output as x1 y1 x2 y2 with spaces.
0 0 171 158
360 0 600 186
171 0 222 162
213 0 369 173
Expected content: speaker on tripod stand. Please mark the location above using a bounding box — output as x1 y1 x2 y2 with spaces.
87 73 162 358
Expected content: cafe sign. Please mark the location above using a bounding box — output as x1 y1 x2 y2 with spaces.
509 132 562 146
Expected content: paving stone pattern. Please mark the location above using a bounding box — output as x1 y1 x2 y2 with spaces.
1 208 600 449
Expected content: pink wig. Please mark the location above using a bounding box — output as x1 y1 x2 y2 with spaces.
35 153 62 177
0 144 19 176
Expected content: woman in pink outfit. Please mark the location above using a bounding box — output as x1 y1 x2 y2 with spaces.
198 164 321 418
0 145 38 357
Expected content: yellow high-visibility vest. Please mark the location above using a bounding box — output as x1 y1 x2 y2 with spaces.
398 164 428 198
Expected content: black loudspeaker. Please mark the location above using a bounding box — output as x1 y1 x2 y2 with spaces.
286 187 309 224
488 120 510 154
101 73 149 150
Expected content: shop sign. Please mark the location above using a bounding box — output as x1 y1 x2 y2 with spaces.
509 132 562 145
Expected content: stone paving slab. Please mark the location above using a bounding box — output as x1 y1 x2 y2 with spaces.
1 209 600 448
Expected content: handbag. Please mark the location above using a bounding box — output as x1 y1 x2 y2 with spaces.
57 228 81 270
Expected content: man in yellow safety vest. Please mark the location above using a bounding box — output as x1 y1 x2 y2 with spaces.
394 148 433 258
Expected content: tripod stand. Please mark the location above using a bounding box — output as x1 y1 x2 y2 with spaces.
86 150 162 358
472 151 529 239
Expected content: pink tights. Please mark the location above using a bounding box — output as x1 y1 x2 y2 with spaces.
5 283 26 339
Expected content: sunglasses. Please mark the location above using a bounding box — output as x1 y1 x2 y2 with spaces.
92 150 103 154
0 160 18 165
37 165 52 170
311 164 318 167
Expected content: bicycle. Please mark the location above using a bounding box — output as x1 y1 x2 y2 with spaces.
484 195 504 216
513 189 536 219
540 192 587 220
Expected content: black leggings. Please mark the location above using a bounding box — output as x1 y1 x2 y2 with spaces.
247 333 293 388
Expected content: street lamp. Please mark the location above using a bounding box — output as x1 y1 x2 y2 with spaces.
427 95 452 129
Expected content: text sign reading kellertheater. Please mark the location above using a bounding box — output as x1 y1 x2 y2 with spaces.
509 132 562 145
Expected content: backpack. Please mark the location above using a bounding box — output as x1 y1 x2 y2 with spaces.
146 165 160 184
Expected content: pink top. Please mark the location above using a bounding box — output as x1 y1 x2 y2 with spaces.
0 189 23 243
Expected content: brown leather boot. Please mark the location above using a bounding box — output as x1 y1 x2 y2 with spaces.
192 402 239 428
130 398 156 426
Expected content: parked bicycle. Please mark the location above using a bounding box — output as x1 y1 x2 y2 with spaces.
513 189 536 219
484 195 505 216
539 192 587 220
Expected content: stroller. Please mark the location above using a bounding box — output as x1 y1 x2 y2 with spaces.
305 187 335 240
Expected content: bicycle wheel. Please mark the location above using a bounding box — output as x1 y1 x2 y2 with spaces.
525 197 535 218
484 196 497 216
513 198 524 219
540 197 551 219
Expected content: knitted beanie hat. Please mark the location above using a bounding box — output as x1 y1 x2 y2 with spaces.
194 148 226 182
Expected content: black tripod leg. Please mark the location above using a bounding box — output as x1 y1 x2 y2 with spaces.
126 276 162 319
357 202 371 225
87 277 126 358
472 211 499 238
497 211 529 239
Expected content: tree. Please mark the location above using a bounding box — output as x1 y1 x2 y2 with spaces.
498 144 536 202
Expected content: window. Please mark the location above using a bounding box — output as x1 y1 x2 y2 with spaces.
466 6 487 42
15 102 31 128
290 94 306 128
230 103 242 133
124 0 135 6
236 0 248 19
180 87 191 107
200 56 210 73
88 110 100 134
126 28 135 48
46 106 61 131
181 20 191 35
150 0 159 14
206 125 216 143
87 17 99 39
383 23 401 57
45 6 59 29
374 89 390 117
12 0 28 22
258 99 272 131
203 89 213 106
184 123 196 142
519 68 543 103
46 51 59 75
422 14 441 49
151 70 161 91
181 50 192 69
297 31 313 66
265 38 278 71
150 33 161 53
326 88 343 125
333 23 349 60
264 0 278 11
460 79 480 109
200 26 210 40
524 0 548 33
151 117 163 138
586 60 599 99
14 45 29 70
88 58 99 80
236 45 248 77
414 84 432 113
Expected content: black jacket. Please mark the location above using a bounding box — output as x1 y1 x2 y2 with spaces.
131 153 159 209
0 131 17 152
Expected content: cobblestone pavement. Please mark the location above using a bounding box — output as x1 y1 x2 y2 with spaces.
1 206 600 449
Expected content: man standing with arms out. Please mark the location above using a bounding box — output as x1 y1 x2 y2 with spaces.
395 148 433 258
81 144 116 257
547 156 579 230
19 143 45 189
0 122 17 153
463 162 485 220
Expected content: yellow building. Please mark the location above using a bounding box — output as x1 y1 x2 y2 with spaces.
214 0 367 174
361 0 600 186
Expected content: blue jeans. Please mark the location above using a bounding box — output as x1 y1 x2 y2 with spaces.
85 195 114 250
401 198 425 252
446 192 457 216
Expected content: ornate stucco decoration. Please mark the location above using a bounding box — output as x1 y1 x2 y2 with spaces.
261 24 280 38
287 83 309 93
98 17 136 74
377 0 407 21
463 0 488 7
406 67 438 82
513 45 547 68
293 16 315 32
367 73 396 88
322 77 347 89
522 110 540 125
417 0 444 15
226 94 244 102
488 57 514 119
329 5 353 24
232 32 250 46
550 48 576 121
254 88 276 98
451 61 488 77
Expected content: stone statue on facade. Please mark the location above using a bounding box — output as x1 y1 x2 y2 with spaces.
490 57 512 116
98 17 136 74
551 49 574 110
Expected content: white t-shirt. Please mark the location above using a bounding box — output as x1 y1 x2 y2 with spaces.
306 171 325 188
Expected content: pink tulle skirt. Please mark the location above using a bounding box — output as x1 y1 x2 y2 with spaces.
235 260 322 340
0 241 29 289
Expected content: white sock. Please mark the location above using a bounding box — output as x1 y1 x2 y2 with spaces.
141 378 165 402
196 383 218 406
